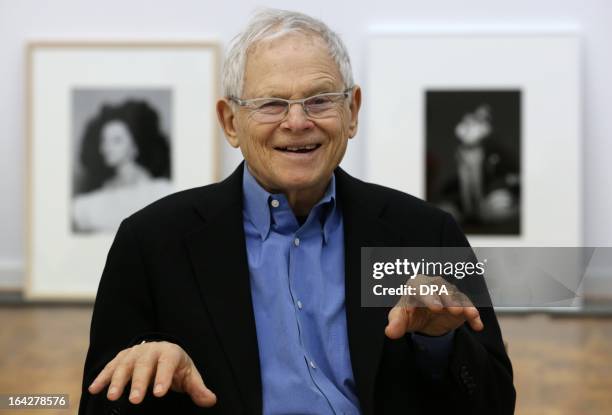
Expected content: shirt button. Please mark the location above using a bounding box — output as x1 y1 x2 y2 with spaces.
294 238 300 246
297 300 303 309
270 199 280 208
309 360 316 369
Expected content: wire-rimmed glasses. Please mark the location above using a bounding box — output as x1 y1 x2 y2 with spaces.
229 88 352 123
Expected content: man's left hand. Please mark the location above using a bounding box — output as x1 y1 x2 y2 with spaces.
384 275 484 338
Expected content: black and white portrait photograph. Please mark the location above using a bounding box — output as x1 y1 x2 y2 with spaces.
27 42 218 298
425 90 521 235
71 89 173 234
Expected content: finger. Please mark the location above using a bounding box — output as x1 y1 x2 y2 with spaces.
463 306 484 331
183 366 217 407
440 289 467 316
453 292 484 331
417 290 444 312
445 283 471 309
152 349 182 397
385 306 410 339
443 289 484 331
88 356 121 394
129 350 159 404
107 353 137 401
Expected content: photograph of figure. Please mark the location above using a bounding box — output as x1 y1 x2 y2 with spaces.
71 90 173 233
426 90 521 235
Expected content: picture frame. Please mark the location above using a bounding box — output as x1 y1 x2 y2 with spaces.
26 41 221 300
366 31 582 247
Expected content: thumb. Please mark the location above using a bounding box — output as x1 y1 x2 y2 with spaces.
183 366 217 407
385 306 410 339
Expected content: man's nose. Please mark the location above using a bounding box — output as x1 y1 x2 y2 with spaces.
282 102 314 131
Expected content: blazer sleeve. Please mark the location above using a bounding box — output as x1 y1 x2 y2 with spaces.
437 212 516 415
78 219 195 415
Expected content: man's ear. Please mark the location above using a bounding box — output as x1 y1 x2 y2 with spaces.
347 85 362 139
216 98 240 148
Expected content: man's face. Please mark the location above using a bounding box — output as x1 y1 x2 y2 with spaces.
221 33 360 195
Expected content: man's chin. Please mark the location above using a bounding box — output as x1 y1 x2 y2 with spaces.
273 174 330 194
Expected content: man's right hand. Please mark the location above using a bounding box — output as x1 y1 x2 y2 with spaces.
87 341 217 407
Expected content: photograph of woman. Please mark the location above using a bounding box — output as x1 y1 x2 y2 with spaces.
72 96 173 233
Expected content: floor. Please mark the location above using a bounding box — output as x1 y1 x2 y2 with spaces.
1 306 611 415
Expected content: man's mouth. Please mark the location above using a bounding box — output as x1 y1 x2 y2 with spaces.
275 144 321 154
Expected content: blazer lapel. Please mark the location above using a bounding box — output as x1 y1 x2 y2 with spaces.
336 168 403 415
184 163 263 414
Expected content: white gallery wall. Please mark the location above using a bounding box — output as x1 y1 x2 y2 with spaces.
0 0 611 293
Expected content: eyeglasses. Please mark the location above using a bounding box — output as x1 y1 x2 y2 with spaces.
229 88 352 124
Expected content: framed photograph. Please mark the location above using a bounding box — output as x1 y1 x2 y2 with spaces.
366 31 581 247
426 89 521 236
26 42 220 300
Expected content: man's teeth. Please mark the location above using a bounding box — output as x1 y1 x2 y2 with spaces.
282 144 318 151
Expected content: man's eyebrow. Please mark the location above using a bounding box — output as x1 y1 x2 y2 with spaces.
253 83 340 99
302 83 339 96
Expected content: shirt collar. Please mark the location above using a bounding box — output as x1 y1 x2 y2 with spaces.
242 164 337 243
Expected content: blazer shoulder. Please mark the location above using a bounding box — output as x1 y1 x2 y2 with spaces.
122 180 230 235
337 171 465 247
368 179 467 247
344 173 451 224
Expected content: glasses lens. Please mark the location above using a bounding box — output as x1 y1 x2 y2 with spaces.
250 99 287 123
304 95 340 118
255 100 287 114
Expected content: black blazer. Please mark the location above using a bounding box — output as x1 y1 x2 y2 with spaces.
79 163 515 415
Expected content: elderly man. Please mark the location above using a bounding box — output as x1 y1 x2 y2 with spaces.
79 9 514 415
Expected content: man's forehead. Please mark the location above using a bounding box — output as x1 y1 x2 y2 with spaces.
250 79 340 98
241 33 343 98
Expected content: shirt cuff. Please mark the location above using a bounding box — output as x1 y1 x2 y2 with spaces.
411 330 455 380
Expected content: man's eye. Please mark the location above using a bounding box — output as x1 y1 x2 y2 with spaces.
256 101 286 113
307 97 332 106
258 101 285 108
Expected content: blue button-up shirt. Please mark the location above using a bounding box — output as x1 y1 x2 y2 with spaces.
242 165 454 414
243 166 361 415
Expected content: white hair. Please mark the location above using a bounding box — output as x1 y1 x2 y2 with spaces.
222 8 354 98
